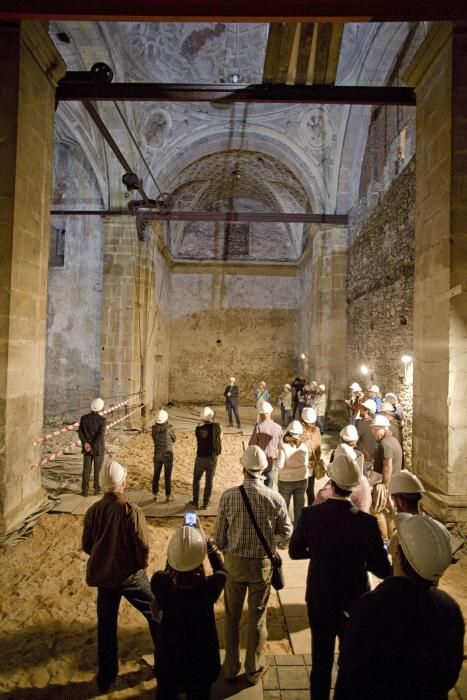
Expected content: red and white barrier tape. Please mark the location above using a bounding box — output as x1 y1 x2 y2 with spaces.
31 402 149 470
33 397 138 444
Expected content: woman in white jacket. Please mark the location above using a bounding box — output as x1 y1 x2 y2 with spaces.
277 420 309 527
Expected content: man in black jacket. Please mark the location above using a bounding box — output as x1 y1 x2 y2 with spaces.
190 406 222 509
223 376 241 429
78 397 107 496
289 452 392 700
335 514 464 700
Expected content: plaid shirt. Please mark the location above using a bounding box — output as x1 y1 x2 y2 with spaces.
214 477 293 558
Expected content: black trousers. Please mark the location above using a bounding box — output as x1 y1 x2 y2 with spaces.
153 452 173 496
307 605 345 700
82 454 105 494
97 569 159 685
225 401 241 427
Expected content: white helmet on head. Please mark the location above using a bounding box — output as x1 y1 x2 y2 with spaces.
388 470 425 496
396 514 452 582
318 384 326 392
240 445 268 474
90 397 104 412
350 382 362 392
156 409 169 424
369 384 380 393
229 376 236 382
381 401 395 413
167 526 207 572
200 406 214 421
99 460 127 491
327 453 362 491
361 399 377 413
371 415 390 428
259 380 266 387
339 424 359 442
286 420 304 436
301 407 317 424
284 383 291 390
260 402 273 415
384 392 398 404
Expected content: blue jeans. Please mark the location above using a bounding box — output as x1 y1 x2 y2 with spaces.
280 405 291 427
278 479 307 526
96 569 159 686
192 455 218 506
316 415 324 434
153 451 173 496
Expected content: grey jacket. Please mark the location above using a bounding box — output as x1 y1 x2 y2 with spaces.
152 422 176 455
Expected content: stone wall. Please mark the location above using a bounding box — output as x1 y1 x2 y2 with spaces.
347 160 415 463
169 265 297 405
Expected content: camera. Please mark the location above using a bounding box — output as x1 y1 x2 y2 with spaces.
184 511 197 527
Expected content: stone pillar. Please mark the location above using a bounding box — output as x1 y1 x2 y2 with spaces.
100 218 170 420
300 226 348 423
0 22 65 534
404 23 467 520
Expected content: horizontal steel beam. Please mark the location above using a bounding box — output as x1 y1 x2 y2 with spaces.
51 209 348 224
1 0 465 21
56 81 415 106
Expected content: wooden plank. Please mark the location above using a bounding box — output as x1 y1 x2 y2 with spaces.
324 23 344 84
313 23 333 85
295 23 314 85
275 22 298 83
263 23 284 84
286 23 302 84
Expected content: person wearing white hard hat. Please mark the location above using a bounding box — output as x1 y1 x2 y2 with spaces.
279 383 293 426
249 401 283 489
78 397 107 496
254 380 270 423
82 460 159 693
300 407 321 506
151 409 176 502
387 470 425 559
335 514 464 700
356 398 378 478
150 522 227 699
277 420 309 530
289 452 391 700
380 400 403 446
223 376 241 429
291 376 306 418
314 384 327 434
370 414 403 542
366 384 382 413
214 445 292 684
314 428 371 513
190 407 222 509
383 391 404 423
345 383 364 425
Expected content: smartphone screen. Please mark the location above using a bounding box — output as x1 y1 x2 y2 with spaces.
184 511 197 527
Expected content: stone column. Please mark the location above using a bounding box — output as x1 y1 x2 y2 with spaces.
0 22 65 534
299 225 348 422
404 23 467 520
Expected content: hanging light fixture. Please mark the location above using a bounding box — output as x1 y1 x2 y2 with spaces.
228 25 244 84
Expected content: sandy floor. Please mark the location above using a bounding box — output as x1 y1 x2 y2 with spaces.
0 426 291 699
1 414 466 699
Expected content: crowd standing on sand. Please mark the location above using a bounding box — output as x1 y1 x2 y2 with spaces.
79 375 464 698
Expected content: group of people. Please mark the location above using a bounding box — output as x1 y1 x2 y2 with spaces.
82 442 464 699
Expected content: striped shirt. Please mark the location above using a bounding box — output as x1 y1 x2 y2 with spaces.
214 477 293 558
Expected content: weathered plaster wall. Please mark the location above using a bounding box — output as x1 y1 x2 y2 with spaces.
169 267 298 405
45 143 104 419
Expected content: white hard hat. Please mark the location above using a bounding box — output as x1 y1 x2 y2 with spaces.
286 420 304 436
361 399 377 413
318 384 326 391
200 406 214 421
240 445 268 473
334 443 358 461
90 397 104 412
310 380 318 386
284 383 291 390
384 392 398 404
396 514 452 582
260 402 273 415
99 460 127 490
328 453 362 491
167 526 207 572
339 424 359 442
229 376 236 382
371 415 390 428
301 407 317 424
388 470 425 496
156 409 169 424
381 401 396 413
369 384 380 393
350 382 362 391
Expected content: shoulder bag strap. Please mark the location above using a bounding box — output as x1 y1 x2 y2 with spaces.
239 485 274 563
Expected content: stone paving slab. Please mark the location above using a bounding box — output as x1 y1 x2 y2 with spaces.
277 666 310 690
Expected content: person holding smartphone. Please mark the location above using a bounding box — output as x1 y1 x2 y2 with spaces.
150 516 227 699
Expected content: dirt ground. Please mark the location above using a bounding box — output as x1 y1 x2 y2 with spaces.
0 429 291 699
1 425 466 699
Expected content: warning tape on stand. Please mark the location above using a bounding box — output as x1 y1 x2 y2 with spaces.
31 402 149 470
